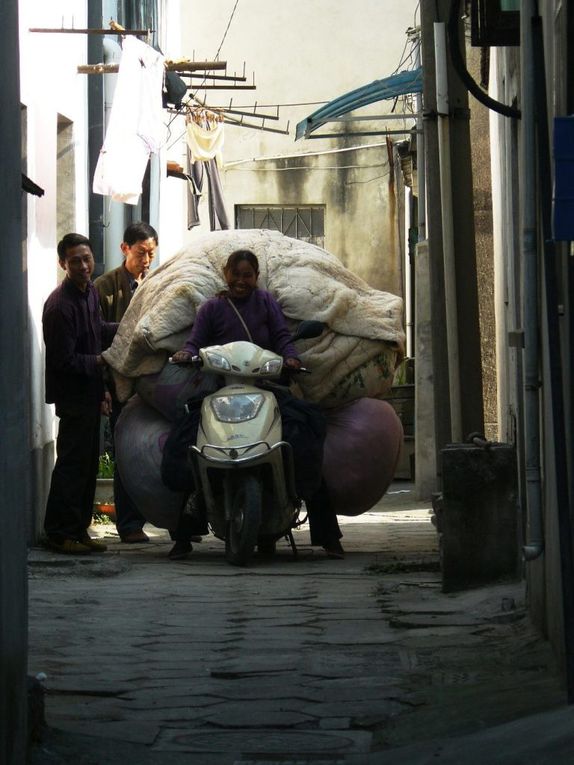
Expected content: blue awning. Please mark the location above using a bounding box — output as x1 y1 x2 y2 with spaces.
295 67 423 141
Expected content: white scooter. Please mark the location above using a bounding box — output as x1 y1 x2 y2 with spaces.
178 321 323 566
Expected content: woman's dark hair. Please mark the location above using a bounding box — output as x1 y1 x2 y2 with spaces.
224 249 259 276
57 233 92 260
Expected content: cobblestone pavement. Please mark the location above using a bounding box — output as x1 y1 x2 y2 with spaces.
27 484 567 764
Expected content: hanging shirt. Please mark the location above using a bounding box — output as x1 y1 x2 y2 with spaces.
93 37 165 205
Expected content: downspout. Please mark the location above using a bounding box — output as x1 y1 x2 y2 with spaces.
433 22 462 443
87 0 105 272
102 36 127 270
531 14 574 701
520 0 543 561
413 27 438 499
404 187 413 358
414 30 426 244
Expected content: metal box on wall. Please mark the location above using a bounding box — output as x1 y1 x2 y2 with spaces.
433 442 520 592
553 117 574 241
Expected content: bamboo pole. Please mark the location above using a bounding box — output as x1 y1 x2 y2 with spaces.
78 60 227 74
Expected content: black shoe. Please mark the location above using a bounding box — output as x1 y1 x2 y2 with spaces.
323 538 345 559
168 540 193 561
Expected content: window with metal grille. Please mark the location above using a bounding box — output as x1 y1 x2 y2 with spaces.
236 206 325 248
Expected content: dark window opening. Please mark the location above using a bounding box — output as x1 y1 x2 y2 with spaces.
470 0 520 47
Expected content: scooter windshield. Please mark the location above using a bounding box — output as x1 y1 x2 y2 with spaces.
210 392 264 423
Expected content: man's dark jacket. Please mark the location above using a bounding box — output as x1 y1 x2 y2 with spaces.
42 278 117 409
94 264 134 322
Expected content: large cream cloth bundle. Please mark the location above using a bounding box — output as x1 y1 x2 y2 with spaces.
103 229 404 406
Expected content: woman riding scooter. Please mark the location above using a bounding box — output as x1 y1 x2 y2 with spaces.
168 249 344 561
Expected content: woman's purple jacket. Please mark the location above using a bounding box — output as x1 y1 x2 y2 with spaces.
182 289 299 360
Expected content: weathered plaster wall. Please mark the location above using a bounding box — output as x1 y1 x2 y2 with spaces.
1 6 28 762
162 0 418 296
19 0 90 539
490 3 571 679
221 141 402 294
467 45 497 440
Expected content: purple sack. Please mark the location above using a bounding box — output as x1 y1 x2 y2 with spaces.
135 363 220 422
323 398 403 516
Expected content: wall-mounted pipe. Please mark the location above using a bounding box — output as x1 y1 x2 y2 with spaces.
434 22 462 443
102 36 127 270
447 0 520 120
520 0 543 561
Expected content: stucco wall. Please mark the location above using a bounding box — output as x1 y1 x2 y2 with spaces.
160 0 418 296
466 46 497 441
489 5 571 677
19 0 90 538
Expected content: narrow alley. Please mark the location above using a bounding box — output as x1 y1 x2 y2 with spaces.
27 485 568 764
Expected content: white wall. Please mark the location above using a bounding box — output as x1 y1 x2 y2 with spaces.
19 0 90 532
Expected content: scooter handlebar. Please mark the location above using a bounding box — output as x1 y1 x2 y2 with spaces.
168 355 202 366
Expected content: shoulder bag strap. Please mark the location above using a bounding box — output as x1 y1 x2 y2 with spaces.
226 298 253 342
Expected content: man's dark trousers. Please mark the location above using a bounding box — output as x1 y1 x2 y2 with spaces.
110 398 147 537
44 403 100 542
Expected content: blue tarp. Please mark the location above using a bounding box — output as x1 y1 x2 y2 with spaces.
295 67 423 141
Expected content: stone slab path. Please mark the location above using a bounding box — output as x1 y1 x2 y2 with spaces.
27 485 565 764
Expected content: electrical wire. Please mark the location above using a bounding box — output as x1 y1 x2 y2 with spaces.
345 171 390 185
224 140 391 166
225 163 388 172
190 0 241 100
214 0 241 60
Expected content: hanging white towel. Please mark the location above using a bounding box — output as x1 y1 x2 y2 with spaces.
93 37 165 205
185 120 225 165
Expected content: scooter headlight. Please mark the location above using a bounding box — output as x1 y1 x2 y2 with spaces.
260 358 283 375
204 351 231 371
210 393 264 422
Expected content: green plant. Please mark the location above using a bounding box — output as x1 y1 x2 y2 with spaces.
393 357 414 386
97 452 115 479
93 509 114 525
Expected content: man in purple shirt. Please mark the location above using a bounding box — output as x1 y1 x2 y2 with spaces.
42 233 118 554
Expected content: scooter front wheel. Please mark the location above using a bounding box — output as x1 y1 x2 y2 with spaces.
225 474 262 566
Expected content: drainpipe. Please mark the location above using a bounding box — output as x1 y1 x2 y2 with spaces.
88 0 105 270
102 36 127 270
414 30 426 244
532 13 574 701
520 0 543 561
433 22 462 443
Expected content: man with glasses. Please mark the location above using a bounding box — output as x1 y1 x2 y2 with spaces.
95 222 158 543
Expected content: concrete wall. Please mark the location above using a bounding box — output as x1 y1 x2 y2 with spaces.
489 4 572 676
19 0 90 539
159 0 418 296
467 46 497 441
1 5 28 763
